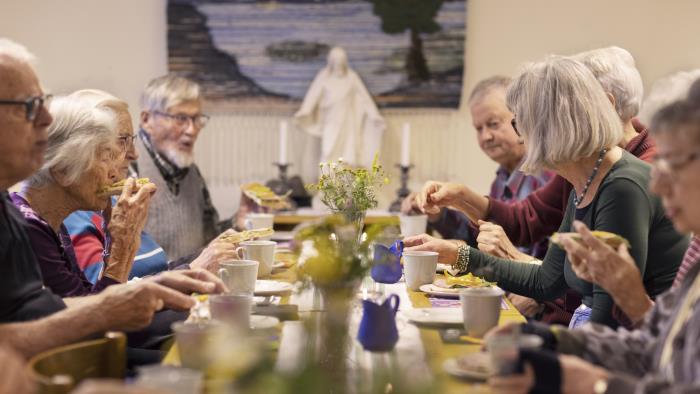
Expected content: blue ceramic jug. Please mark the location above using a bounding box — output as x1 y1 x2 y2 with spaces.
357 293 400 352
370 240 403 284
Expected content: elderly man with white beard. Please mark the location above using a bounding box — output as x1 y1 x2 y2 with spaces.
132 75 233 260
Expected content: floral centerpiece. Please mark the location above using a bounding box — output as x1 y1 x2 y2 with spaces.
295 156 390 391
307 155 388 240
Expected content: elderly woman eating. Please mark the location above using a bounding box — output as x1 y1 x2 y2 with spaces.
11 90 239 297
405 56 688 328
489 80 700 394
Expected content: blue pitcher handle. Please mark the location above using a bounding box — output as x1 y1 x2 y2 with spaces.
384 293 400 314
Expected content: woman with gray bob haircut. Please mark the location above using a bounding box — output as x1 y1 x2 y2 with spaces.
405 56 687 328
507 56 623 174
12 93 157 296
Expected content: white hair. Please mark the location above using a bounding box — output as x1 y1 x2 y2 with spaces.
572 46 643 122
637 69 700 126
506 56 623 173
0 38 36 66
140 74 201 113
26 95 118 187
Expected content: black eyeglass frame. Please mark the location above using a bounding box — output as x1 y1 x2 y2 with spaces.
0 94 52 121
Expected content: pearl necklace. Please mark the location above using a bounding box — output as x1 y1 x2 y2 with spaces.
573 148 608 208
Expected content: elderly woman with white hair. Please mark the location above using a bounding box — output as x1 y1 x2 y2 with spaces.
10 93 154 296
11 89 240 297
405 56 688 328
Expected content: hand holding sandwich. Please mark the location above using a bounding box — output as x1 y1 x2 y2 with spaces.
558 220 653 323
104 177 157 282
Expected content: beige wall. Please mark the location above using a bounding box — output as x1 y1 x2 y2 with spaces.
2 0 700 216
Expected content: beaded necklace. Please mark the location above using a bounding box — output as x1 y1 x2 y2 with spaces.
573 148 608 208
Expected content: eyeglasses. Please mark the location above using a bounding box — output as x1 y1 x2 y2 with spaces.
153 111 210 129
117 134 136 151
653 151 700 175
0 94 53 121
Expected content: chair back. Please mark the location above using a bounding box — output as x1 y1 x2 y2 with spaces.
27 332 126 394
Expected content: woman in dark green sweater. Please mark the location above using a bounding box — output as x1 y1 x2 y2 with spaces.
405 57 688 328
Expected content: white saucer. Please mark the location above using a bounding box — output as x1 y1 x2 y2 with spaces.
419 283 461 298
443 353 491 381
404 308 463 328
250 315 280 330
254 280 294 296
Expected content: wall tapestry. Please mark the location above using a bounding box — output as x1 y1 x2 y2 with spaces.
168 0 466 109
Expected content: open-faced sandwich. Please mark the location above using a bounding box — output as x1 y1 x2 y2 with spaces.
98 178 151 196
241 182 291 210
550 230 630 249
219 227 275 244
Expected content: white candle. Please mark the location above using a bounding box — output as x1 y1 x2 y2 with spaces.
279 121 288 164
400 122 411 166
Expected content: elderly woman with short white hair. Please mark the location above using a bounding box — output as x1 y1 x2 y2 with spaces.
10 93 155 296
405 56 688 328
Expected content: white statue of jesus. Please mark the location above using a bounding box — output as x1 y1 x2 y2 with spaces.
294 47 385 168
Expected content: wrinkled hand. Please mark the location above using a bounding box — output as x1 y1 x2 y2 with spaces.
415 181 469 215
507 294 543 318
559 221 639 291
560 354 609 394
191 229 240 273
149 269 228 295
400 192 422 215
401 192 442 221
477 220 532 262
488 363 535 394
106 178 158 281
403 233 459 264
97 281 195 331
0 345 34 394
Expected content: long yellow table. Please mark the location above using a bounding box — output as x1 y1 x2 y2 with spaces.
164 265 525 392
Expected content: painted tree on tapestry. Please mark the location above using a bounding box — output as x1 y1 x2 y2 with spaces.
368 0 444 82
167 0 465 109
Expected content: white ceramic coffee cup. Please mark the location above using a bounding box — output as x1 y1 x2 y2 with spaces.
218 260 259 296
403 250 438 290
399 214 428 237
460 287 505 337
209 294 252 333
245 213 274 239
236 240 276 278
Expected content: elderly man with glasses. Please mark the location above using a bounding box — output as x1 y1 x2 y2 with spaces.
129 75 231 261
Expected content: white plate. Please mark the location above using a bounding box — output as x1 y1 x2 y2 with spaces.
419 283 461 298
271 231 294 242
404 308 463 328
254 280 294 296
250 315 280 330
443 353 491 381
436 263 451 273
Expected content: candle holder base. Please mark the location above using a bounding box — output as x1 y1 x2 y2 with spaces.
388 164 413 213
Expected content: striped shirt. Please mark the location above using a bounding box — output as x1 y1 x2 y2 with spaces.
673 235 700 288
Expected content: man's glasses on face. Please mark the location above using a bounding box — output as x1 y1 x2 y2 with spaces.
153 111 210 129
0 94 53 122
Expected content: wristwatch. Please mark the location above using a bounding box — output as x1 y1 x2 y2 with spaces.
593 378 608 394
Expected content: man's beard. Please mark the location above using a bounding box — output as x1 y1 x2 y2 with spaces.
164 148 195 168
